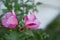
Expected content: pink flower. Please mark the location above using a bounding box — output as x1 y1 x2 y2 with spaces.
1 10 18 28
23 12 40 29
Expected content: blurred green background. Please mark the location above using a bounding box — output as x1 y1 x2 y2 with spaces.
45 14 60 40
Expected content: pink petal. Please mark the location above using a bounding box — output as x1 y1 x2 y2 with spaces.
25 20 40 29
26 23 37 29
23 16 28 23
5 12 13 19
25 20 34 25
7 16 18 25
12 10 16 16
8 24 17 28
1 17 8 27
27 12 36 21
34 20 41 28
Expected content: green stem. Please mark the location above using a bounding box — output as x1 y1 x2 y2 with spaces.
22 0 25 14
33 0 35 12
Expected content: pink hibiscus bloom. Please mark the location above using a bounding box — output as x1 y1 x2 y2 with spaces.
1 10 18 28
23 12 40 29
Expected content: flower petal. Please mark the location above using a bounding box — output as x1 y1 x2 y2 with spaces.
23 16 28 23
7 16 18 25
27 12 36 21
25 20 40 29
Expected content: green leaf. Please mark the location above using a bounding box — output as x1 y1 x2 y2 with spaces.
25 0 33 3
36 2 42 5
5 31 19 40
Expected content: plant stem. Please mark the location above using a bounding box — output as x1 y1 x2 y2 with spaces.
33 0 35 12
22 0 25 14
